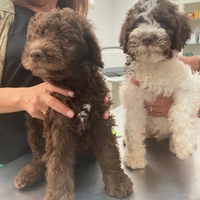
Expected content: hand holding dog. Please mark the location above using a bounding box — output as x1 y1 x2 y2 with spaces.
17 82 75 120
131 77 173 118
131 55 200 118
24 84 110 120
2 82 110 121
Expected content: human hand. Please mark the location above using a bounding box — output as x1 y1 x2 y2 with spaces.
103 93 110 120
19 82 74 120
131 77 173 118
178 55 200 71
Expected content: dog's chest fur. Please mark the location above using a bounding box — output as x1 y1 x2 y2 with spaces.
46 68 110 136
124 56 193 101
120 55 200 137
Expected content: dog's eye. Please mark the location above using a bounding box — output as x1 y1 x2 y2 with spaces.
59 35 68 42
160 23 166 29
134 24 139 29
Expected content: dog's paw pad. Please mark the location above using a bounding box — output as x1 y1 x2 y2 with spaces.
105 173 133 198
123 154 147 170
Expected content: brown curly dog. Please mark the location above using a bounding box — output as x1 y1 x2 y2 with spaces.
14 8 133 200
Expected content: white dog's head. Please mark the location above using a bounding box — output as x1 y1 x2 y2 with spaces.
119 0 192 63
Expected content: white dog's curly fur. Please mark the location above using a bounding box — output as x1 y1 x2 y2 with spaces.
119 0 200 170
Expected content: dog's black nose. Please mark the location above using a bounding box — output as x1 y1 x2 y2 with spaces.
142 36 154 46
30 49 44 62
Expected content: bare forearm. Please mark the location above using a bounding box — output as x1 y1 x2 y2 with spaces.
0 83 76 120
0 87 24 113
178 55 200 71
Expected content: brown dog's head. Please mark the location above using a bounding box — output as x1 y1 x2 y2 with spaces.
119 0 192 63
22 8 103 82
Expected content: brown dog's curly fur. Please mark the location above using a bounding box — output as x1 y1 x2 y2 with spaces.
14 8 133 200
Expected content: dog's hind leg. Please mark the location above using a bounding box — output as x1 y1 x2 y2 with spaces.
15 116 46 189
90 118 133 199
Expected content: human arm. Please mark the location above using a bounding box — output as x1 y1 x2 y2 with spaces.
103 93 110 120
178 55 200 71
0 82 110 120
0 82 75 120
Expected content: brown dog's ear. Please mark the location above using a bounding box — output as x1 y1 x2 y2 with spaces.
171 12 192 51
78 17 104 69
84 28 104 68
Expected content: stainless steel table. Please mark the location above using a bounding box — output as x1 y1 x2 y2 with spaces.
0 106 200 200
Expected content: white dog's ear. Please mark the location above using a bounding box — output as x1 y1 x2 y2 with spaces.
119 0 142 54
156 0 192 51
119 7 139 54
119 22 128 53
171 13 192 51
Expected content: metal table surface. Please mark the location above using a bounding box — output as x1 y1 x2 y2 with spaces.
0 106 200 200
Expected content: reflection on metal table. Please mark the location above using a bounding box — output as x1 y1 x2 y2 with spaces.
1 106 200 200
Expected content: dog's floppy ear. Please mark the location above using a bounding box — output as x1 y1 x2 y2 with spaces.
78 17 104 69
119 4 140 54
84 26 104 68
119 21 129 54
171 12 192 51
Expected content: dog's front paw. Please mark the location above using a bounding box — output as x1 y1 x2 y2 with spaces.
104 171 133 199
170 139 197 160
123 153 147 170
43 193 74 200
14 163 45 189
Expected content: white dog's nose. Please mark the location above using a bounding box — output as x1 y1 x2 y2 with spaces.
141 36 154 46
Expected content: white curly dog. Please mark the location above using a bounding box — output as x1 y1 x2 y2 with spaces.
119 0 200 170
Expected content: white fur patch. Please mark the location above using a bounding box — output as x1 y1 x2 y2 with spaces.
128 22 169 63
120 0 200 167
77 104 92 135
121 55 200 169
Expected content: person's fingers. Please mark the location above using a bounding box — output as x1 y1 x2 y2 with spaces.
26 94 48 118
131 77 140 87
144 101 153 106
26 106 45 120
47 84 74 98
104 93 110 103
40 83 75 118
145 105 168 118
43 95 74 118
36 111 45 120
103 93 110 120
35 101 49 114
147 112 168 118
103 109 109 120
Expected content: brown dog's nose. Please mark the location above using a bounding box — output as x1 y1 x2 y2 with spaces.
141 36 154 46
30 49 44 62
